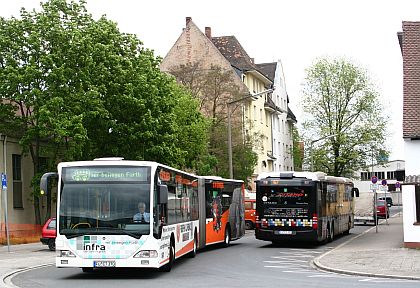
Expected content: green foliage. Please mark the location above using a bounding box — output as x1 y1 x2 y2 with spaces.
168 63 258 181
0 0 209 223
302 57 389 177
291 125 303 171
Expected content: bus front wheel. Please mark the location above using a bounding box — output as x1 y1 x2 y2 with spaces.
160 241 174 272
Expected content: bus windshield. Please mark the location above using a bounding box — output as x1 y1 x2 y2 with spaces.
59 166 151 238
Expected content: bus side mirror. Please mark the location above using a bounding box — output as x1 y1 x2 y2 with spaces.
158 184 168 204
40 172 58 196
352 188 359 198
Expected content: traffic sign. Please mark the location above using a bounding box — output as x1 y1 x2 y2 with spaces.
381 179 387 186
1 173 6 189
371 176 378 184
395 181 401 188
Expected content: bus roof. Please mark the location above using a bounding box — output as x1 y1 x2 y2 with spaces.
256 171 353 183
199 175 244 183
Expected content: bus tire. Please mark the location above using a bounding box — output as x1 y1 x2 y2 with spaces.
328 223 334 242
222 226 231 248
188 230 197 258
160 239 175 272
48 239 55 251
245 221 254 230
82 267 93 273
343 218 351 235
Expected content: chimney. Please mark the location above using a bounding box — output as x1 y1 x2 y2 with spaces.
186 17 192 26
205 27 212 39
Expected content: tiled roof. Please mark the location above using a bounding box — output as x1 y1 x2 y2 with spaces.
211 36 257 71
400 21 420 139
256 62 276 82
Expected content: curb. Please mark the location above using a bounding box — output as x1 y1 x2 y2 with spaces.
312 216 420 281
1 263 54 288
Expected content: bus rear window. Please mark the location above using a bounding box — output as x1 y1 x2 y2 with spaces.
260 186 311 205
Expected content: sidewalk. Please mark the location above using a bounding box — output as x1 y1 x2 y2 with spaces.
313 214 420 280
0 242 54 288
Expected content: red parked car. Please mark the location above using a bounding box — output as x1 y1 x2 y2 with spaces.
40 218 56 251
376 200 389 219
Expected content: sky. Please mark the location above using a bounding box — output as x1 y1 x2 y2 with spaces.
2 0 420 161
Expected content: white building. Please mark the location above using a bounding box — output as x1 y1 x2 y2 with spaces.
257 61 296 172
352 160 405 205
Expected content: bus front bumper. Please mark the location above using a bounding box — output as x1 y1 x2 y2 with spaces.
56 257 166 269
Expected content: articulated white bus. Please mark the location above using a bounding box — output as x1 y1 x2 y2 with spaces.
40 158 245 272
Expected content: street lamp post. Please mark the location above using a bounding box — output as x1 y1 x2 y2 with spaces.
227 89 273 179
310 134 338 172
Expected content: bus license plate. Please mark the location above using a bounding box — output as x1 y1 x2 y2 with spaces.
275 230 293 235
94 261 116 268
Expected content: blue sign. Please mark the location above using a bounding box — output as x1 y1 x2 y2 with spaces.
371 176 378 184
381 179 387 186
1 173 6 189
395 181 401 188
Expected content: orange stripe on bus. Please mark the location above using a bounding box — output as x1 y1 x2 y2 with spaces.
175 239 194 258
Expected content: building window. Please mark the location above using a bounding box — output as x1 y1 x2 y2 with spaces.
253 105 257 121
387 171 395 179
12 154 23 209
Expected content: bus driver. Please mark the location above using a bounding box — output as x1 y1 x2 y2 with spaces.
133 202 150 223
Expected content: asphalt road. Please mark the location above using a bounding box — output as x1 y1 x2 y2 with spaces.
12 208 416 288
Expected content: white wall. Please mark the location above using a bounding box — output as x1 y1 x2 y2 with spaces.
402 185 420 244
404 140 420 175
402 139 420 246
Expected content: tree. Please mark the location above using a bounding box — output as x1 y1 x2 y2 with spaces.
168 63 258 181
291 125 303 171
301 57 389 177
0 0 208 223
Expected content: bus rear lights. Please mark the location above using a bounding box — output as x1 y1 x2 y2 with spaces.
134 250 158 258
261 219 268 228
312 213 318 229
59 250 76 257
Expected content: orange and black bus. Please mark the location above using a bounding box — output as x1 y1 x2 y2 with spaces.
255 171 359 244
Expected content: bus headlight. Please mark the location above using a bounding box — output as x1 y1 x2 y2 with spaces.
134 250 158 258
58 250 76 257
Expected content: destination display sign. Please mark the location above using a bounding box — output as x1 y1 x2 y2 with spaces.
63 166 150 182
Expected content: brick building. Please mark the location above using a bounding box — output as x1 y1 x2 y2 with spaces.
161 17 296 186
398 21 420 248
